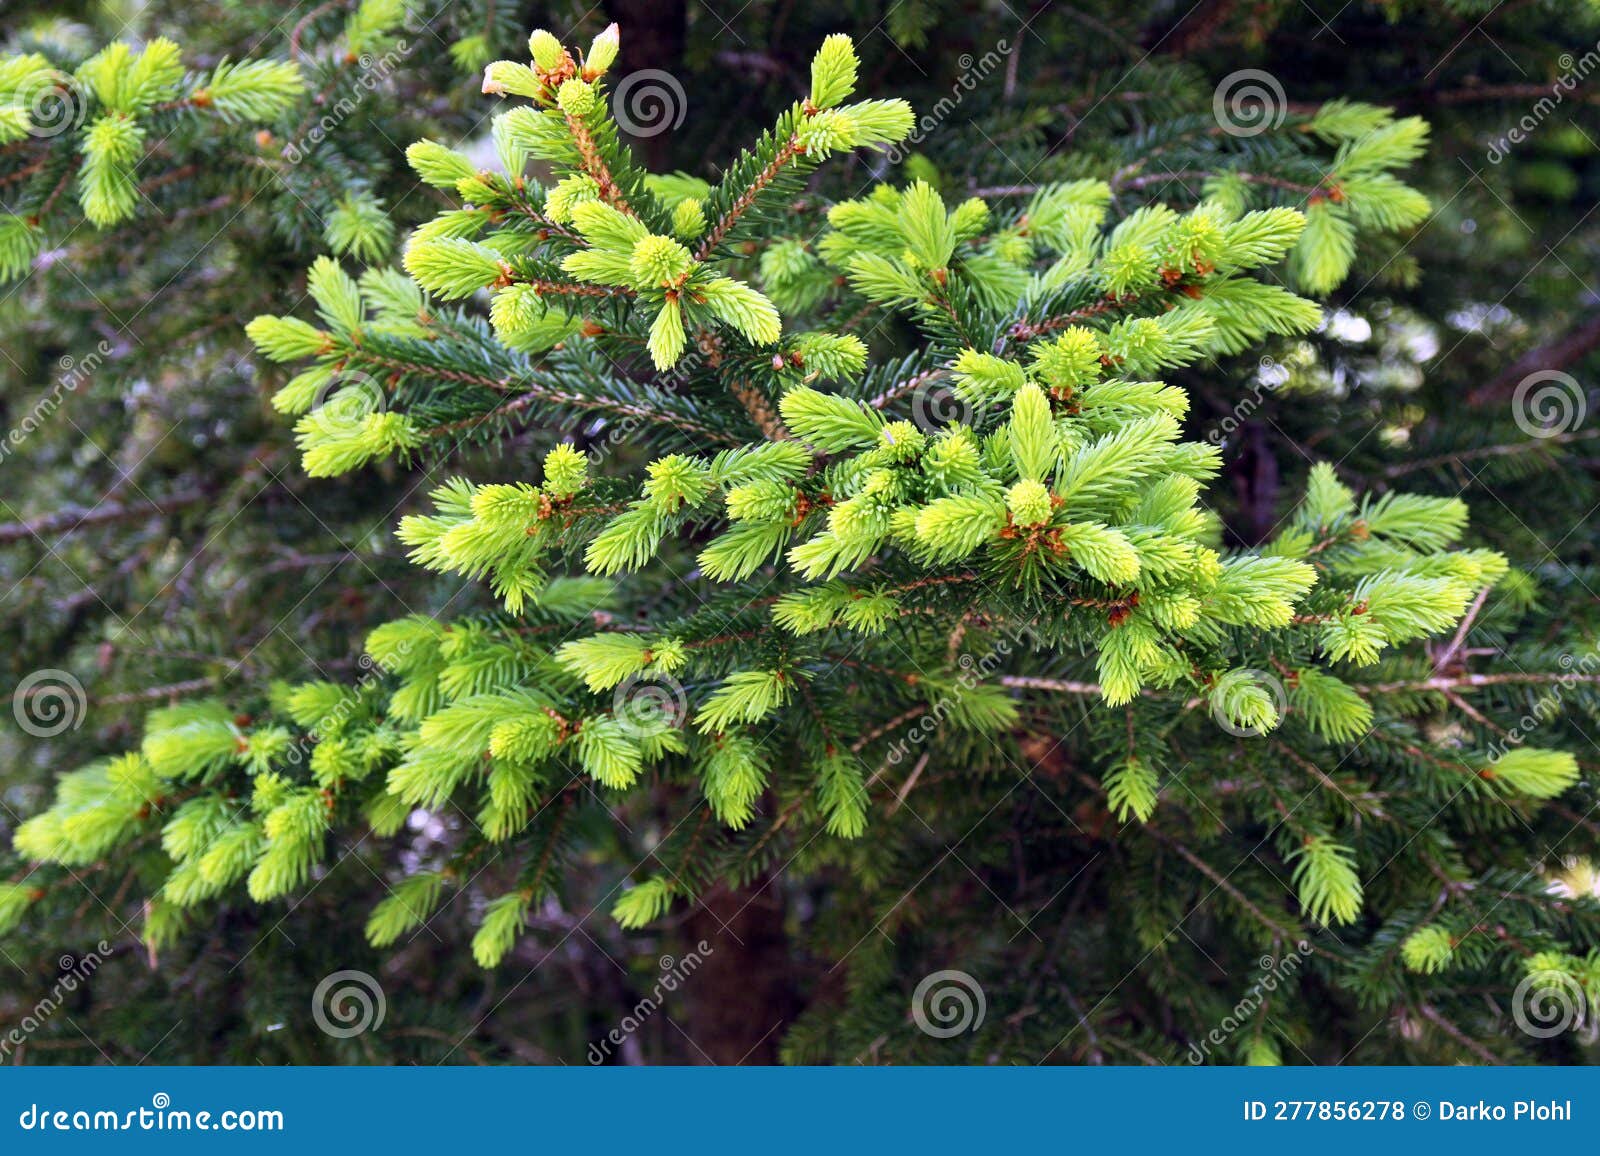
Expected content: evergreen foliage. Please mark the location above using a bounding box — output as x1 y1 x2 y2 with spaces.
4 1 1600 1066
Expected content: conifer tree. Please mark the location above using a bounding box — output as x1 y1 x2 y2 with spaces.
5 4 1599 1065
0 0 534 1062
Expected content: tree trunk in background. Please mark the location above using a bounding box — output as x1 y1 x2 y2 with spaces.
1228 419 1281 546
678 881 796 1064
605 0 689 170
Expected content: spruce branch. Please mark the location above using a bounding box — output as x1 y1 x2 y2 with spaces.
696 135 805 262
8 22 1582 1037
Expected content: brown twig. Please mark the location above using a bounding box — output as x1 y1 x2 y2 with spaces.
0 488 206 544
695 137 804 261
